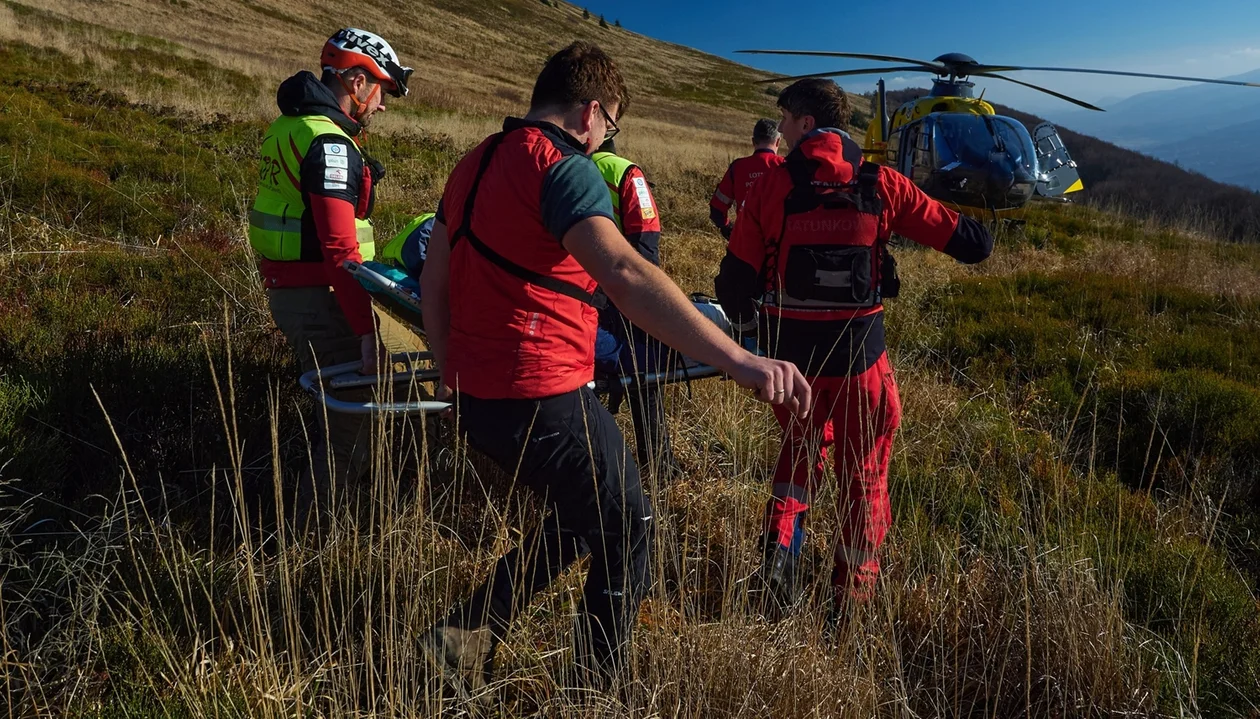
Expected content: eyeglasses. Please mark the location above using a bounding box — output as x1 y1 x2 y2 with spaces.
592 100 620 142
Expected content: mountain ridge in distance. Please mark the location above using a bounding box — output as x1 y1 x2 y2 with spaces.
1053 68 1260 188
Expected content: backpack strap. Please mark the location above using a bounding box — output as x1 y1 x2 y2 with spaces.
451 132 607 309
450 132 506 246
858 161 899 298
856 161 883 216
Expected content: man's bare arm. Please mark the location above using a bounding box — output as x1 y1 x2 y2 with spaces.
565 216 810 416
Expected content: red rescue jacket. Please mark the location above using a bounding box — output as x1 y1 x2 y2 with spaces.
710 148 785 233
716 129 993 376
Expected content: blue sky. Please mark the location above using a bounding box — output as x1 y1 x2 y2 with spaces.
578 0 1260 116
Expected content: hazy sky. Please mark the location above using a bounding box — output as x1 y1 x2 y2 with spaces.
578 0 1260 116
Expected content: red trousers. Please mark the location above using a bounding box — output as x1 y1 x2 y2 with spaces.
765 353 901 601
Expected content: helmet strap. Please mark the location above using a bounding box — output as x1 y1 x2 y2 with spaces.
337 71 382 125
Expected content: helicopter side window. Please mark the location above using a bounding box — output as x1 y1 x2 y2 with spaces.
899 123 919 178
914 120 933 175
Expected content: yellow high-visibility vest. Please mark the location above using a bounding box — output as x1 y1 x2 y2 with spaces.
249 114 374 262
592 151 636 232
379 212 436 272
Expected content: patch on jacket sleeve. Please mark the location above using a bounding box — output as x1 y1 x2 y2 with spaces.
632 176 656 219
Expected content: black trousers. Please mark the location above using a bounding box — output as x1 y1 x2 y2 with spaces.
604 313 680 480
625 379 678 478
447 387 653 679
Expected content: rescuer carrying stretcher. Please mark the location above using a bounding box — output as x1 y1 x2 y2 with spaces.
591 137 685 481
359 141 697 485
716 78 994 620
247 28 412 530
418 41 810 692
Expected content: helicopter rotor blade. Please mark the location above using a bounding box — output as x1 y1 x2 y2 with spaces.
738 49 945 73
759 66 934 84
982 65 1260 88
737 50 1260 88
973 72 1107 111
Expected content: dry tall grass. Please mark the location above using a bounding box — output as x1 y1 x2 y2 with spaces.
11 211 1246 714
0 327 1187 716
11 0 787 130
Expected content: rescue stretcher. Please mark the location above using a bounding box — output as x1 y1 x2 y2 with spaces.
299 260 732 416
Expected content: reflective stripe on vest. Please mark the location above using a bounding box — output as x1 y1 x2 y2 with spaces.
248 208 301 235
592 151 636 232
249 114 375 262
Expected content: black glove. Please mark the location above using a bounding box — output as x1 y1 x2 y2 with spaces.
720 224 733 240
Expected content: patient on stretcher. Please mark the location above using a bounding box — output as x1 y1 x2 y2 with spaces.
357 214 743 380
357 212 434 298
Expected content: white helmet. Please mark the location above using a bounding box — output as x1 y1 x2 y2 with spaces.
321 28 412 98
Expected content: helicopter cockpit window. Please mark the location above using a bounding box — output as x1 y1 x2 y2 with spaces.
931 115 991 168
992 117 1037 174
930 114 1036 175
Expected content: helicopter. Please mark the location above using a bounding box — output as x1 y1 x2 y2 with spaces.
737 50 1260 215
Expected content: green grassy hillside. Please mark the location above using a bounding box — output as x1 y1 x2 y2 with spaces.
2 1 1259 717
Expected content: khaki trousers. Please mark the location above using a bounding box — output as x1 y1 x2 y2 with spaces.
267 286 373 512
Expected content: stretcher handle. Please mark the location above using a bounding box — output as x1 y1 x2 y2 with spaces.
327 367 441 391
324 351 437 390
623 364 722 387
299 359 451 416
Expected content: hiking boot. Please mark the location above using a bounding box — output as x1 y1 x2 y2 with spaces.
418 623 496 708
748 537 802 617
763 540 802 606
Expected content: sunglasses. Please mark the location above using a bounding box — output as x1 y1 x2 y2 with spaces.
591 100 620 142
